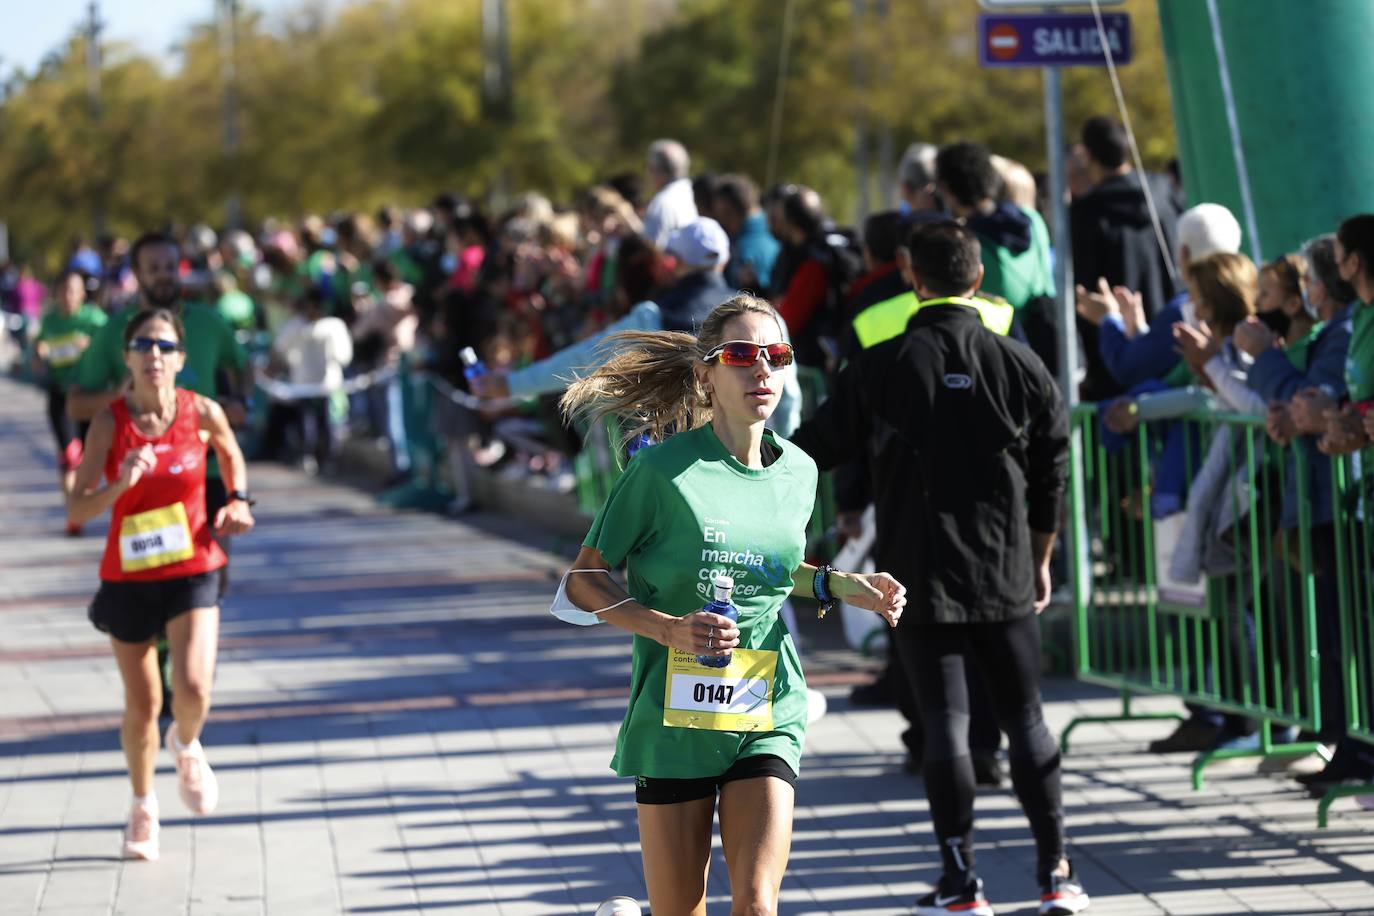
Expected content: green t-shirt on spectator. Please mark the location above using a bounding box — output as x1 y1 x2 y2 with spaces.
978 206 1055 311
1284 321 1324 372
583 423 817 780
1345 300 1374 401
38 304 108 387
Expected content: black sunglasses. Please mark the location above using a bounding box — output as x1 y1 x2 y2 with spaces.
126 337 183 354
703 340 795 369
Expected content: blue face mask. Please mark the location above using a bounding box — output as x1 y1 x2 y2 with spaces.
440 252 458 275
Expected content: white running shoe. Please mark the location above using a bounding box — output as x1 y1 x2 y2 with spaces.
594 897 642 916
166 723 219 815
121 800 160 861
806 687 828 724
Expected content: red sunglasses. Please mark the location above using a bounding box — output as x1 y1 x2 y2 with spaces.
703 340 795 369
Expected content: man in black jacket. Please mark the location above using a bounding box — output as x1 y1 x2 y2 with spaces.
790 222 1088 916
1071 116 1181 401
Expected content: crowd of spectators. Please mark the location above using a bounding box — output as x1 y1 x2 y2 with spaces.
5 119 1374 801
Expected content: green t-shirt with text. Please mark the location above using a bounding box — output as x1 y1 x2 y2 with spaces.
37 304 108 387
584 423 817 780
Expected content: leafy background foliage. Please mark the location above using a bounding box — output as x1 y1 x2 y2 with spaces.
0 0 1174 271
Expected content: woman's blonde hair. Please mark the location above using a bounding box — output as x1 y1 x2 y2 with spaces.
560 293 782 451
1187 251 1257 335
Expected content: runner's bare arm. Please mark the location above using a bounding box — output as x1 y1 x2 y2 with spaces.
790 562 906 627
67 409 140 525
198 395 255 536
565 545 738 655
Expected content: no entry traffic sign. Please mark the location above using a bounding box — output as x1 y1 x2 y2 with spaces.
978 12 1132 68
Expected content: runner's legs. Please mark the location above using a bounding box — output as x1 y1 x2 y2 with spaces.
717 774 795 916
637 795 714 916
165 605 220 745
110 637 162 796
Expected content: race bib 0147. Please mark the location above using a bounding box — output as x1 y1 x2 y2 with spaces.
663 647 778 732
119 502 195 573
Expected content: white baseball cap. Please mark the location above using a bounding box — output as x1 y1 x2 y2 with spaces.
666 217 731 270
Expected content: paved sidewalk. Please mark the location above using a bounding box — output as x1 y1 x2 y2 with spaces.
0 376 1371 916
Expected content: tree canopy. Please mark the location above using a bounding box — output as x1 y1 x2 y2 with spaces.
0 0 1174 272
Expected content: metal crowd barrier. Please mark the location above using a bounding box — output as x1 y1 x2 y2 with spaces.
1324 446 1374 823
1060 404 1330 791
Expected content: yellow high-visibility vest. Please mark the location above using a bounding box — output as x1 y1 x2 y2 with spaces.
852 292 1014 349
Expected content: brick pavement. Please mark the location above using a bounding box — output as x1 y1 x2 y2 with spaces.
0 377 1371 915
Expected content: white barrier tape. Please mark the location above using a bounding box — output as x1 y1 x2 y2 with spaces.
421 371 517 412
256 365 397 402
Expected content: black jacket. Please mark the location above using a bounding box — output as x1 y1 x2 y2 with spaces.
1071 172 1181 400
790 303 1069 624
1070 172 1180 315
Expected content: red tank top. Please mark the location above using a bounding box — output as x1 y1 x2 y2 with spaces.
100 389 228 582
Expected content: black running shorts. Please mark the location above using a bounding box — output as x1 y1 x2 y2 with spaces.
89 569 225 644
634 754 797 805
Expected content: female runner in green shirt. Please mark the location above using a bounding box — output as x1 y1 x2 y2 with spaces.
559 294 906 916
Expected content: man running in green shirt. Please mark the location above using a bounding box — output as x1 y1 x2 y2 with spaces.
68 232 251 530
35 268 108 531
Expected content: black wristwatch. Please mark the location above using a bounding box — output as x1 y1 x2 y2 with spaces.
227 489 256 506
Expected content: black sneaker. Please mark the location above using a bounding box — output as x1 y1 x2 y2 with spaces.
1040 868 1090 914
972 753 1004 788
1147 718 1221 753
849 677 894 707
1295 756 1373 787
915 877 994 916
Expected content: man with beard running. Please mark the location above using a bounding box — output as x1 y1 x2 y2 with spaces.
68 232 251 557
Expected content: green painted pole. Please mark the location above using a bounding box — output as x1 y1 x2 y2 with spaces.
1156 0 1374 259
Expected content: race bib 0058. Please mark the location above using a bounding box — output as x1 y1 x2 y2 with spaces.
663 647 777 732
119 502 195 573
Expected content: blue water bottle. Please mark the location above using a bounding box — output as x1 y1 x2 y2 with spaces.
626 432 653 460
459 346 486 384
695 575 738 668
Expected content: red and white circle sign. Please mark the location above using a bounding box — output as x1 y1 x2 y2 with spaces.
988 23 1021 60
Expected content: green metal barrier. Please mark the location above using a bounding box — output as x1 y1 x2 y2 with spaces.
1062 405 1328 788
573 415 626 517
1321 446 1374 825
378 357 452 512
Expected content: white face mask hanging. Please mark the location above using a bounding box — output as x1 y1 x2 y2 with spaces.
549 568 634 626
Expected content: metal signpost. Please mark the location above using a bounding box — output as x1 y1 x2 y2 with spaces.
974 1 1129 408
975 0 1130 634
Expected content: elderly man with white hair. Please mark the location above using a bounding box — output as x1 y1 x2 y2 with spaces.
896 142 940 215
641 139 697 250
1075 202 1242 390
